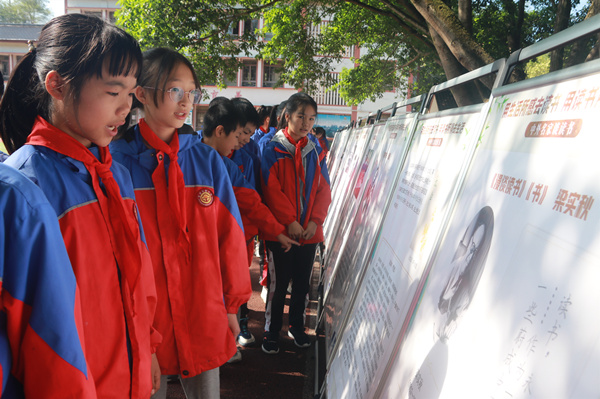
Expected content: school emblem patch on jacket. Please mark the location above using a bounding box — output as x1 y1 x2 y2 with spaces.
197 188 214 206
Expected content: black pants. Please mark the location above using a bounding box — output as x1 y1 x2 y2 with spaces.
264 241 318 336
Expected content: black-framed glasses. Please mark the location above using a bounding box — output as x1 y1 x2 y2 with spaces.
144 86 202 104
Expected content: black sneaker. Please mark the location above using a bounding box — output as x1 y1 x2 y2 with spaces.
288 327 311 348
237 318 255 347
262 335 279 355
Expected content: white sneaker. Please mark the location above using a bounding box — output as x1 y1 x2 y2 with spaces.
261 286 268 303
227 347 242 363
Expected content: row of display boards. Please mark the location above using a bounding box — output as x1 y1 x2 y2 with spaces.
316 14 600 399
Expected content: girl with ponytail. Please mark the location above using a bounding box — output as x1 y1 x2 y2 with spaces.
2 14 161 398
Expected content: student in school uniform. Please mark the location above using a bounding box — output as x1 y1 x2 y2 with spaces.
233 99 262 193
257 102 286 155
313 126 330 155
0 163 97 398
225 98 301 351
254 102 288 291
110 48 251 399
260 92 331 355
251 105 273 144
1 14 161 398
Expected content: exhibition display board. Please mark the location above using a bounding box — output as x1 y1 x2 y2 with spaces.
322 112 419 358
327 127 352 187
323 125 374 282
319 15 600 399
325 97 491 399
322 123 387 302
376 56 600 399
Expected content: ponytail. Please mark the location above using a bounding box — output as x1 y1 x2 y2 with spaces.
277 110 288 131
0 14 141 154
274 101 287 130
0 50 49 154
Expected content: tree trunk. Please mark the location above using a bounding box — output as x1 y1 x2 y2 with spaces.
584 0 600 62
429 26 483 107
550 0 572 71
409 0 494 77
458 0 472 35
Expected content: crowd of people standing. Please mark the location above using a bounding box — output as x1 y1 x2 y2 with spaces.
0 13 331 399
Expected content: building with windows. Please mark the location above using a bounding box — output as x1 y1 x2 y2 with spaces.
66 0 118 23
199 18 403 133
0 1 404 131
0 24 43 84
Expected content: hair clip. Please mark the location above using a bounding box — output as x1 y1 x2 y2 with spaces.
27 40 36 53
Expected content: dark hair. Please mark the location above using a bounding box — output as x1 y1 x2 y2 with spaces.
231 97 260 128
256 105 272 125
209 96 228 108
314 126 326 137
135 47 200 109
0 14 142 153
0 70 4 98
203 98 245 137
269 101 285 129
278 93 317 130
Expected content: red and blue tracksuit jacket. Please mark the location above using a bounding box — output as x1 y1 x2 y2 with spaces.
0 163 96 398
241 137 261 160
251 126 271 144
110 124 251 376
318 136 330 153
261 130 331 244
229 149 256 190
221 155 285 263
5 144 160 399
240 140 262 194
257 130 276 155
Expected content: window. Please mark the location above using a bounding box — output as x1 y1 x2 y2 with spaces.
82 10 102 19
227 22 240 37
308 73 346 106
263 62 282 87
243 19 259 35
0 55 9 78
108 11 116 23
224 70 238 87
242 61 257 87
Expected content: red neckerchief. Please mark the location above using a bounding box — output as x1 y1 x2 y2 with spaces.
259 126 268 133
138 119 191 265
26 116 142 294
282 127 308 185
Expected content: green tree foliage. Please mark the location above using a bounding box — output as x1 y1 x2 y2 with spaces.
117 0 268 90
0 0 51 24
118 0 595 105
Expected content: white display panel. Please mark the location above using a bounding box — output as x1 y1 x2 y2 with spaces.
324 126 373 242
323 115 418 357
323 123 387 300
326 105 487 398
327 128 352 186
378 68 600 399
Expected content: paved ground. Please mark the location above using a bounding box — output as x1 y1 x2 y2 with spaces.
165 254 320 399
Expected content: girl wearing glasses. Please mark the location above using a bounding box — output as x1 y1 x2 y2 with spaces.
110 47 251 399
0 14 161 398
